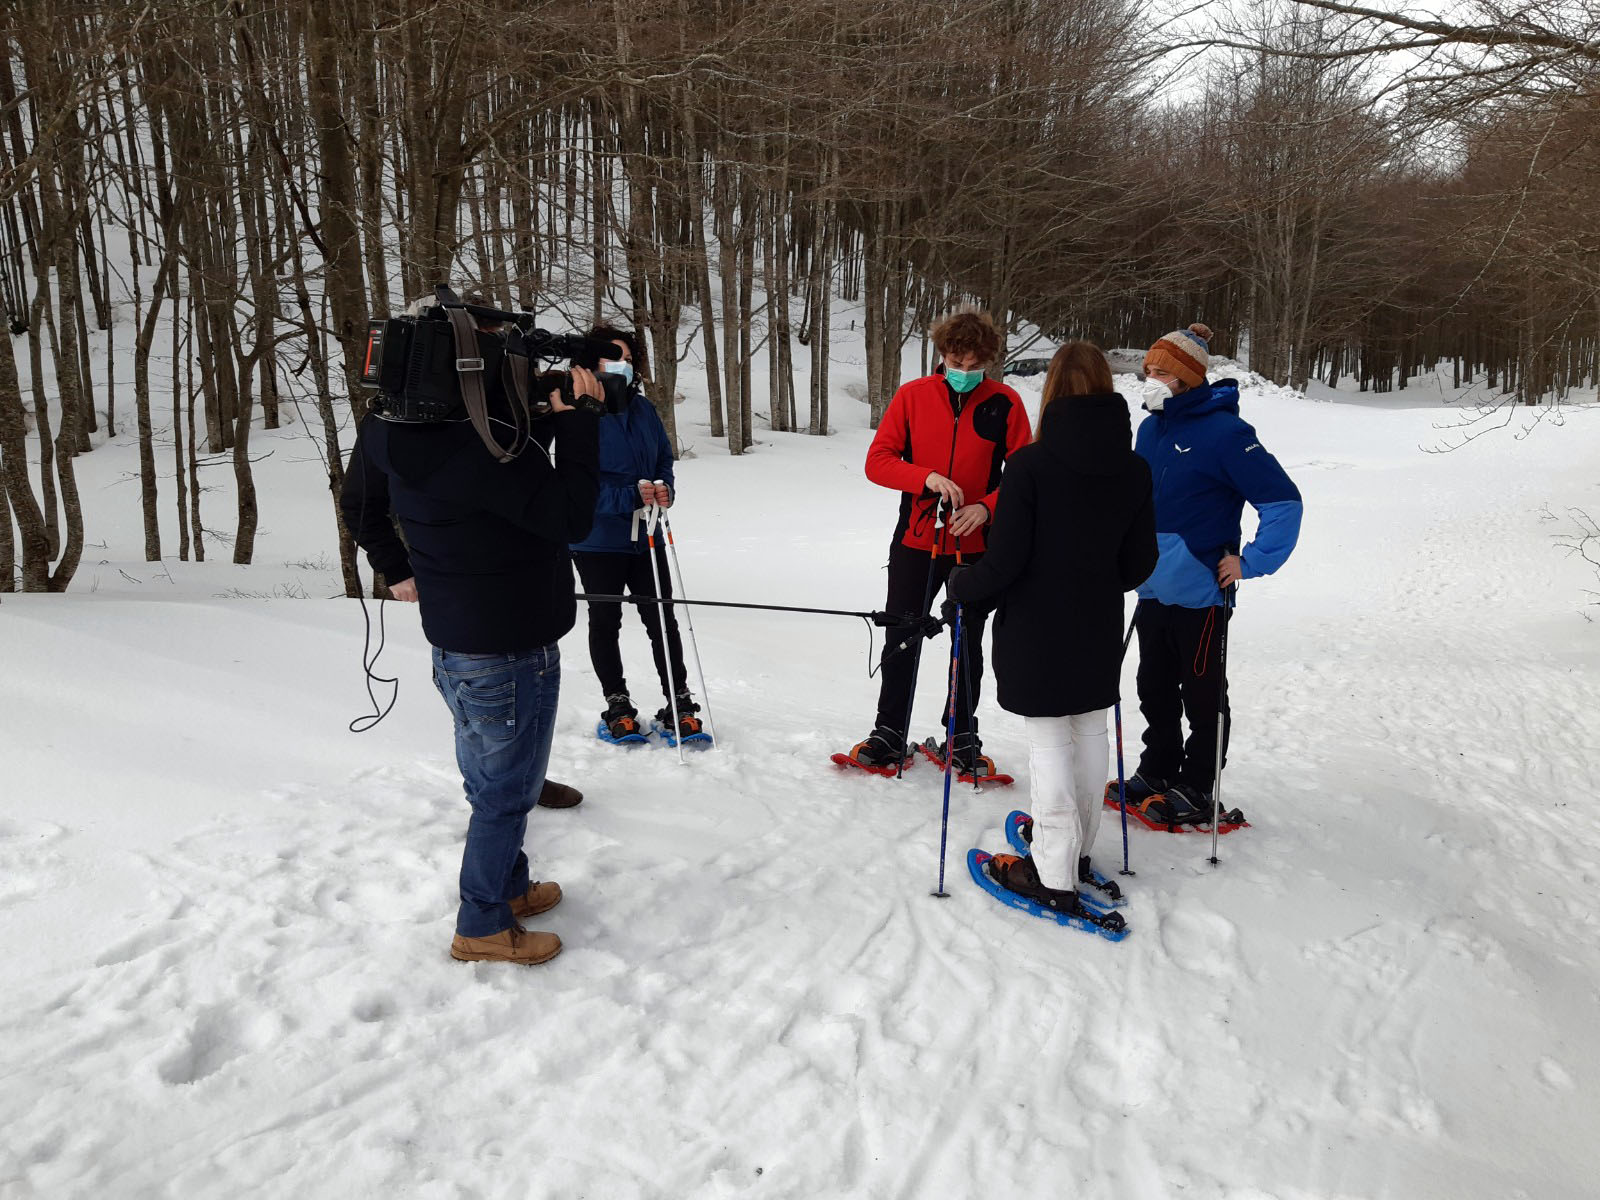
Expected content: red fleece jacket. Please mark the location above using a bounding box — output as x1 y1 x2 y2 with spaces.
865 374 1032 554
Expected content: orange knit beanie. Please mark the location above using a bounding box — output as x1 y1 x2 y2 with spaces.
1143 323 1213 388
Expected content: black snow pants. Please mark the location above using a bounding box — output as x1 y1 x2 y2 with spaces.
872 539 988 748
1134 599 1231 791
573 546 689 706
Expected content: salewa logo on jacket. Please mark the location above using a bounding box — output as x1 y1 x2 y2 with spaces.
1134 379 1302 609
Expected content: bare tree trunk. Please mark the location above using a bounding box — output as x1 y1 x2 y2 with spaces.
353 0 389 313
186 292 205 562
0 298 50 590
738 182 755 451
134 235 178 561
714 167 743 454
289 235 362 596
100 219 114 435
307 3 370 422
769 142 797 432
27 292 58 557
589 98 608 326
807 163 835 437
681 109 724 438
0 475 11 594
173 294 190 560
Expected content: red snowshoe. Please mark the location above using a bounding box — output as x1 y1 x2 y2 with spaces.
1102 780 1249 833
831 730 914 778
918 737 1013 787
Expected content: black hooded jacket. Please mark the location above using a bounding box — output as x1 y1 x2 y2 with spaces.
340 406 600 654
946 392 1156 717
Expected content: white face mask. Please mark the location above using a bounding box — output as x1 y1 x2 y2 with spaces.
1143 377 1172 412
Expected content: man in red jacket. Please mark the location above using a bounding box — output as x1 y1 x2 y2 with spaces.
840 310 1033 779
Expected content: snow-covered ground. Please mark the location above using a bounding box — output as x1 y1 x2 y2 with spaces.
3 323 1599 1199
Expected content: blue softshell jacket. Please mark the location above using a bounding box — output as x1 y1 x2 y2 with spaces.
1134 379 1302 609
569 391 676 555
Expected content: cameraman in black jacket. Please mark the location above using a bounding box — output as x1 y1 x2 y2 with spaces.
341 364 602 966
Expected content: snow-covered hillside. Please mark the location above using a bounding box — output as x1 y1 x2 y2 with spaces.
2 324 1599 1198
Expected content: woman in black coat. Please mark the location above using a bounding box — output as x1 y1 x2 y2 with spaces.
947 341 1157 911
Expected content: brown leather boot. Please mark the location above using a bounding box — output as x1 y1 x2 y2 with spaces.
538 779 583 809
508 880 562 920
450 924 562 965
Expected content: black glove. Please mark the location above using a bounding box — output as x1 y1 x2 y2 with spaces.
874 611 943 637
943 565 975 625
947 563 972 600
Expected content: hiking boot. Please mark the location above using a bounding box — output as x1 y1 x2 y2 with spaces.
845 727 911 770
990 854 1081 912
600 693 643 741
933 734 999 781
1120 771 1168 803
538 779 583 809
1147 781 1213 825
655 691 704 740
450 923 562 965
991 854 1126 931
508 881 562 921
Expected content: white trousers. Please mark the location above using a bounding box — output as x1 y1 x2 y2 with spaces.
1024 710 1110 891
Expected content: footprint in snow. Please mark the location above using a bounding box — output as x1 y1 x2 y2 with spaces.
93 921 189 969
0 817 67 844
155 1004 282 1086
350 993 395 1024
1159 908 1240 978
0 819 69 907
1538 1058 1575 1091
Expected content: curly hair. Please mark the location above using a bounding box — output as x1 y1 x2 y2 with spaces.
930 310 1002 367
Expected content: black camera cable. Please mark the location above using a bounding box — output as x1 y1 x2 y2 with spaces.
282 380 400 733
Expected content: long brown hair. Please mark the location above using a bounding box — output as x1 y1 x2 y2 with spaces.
1036 341 1114 441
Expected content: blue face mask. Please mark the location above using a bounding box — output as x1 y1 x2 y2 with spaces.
603 359 635 386
945 366 984 394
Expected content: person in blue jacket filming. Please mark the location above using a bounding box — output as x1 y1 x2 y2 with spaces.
1123 324 1303 825
569 325 703 744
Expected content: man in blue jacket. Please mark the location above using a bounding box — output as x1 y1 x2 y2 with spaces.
569 326 702 744
1126 324 1302 824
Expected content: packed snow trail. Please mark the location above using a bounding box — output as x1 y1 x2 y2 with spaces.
2 377 1599 1198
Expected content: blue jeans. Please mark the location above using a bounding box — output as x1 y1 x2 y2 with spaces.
431 644 560 937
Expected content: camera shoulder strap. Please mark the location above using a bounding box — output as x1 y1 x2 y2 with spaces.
443 305 517 462
502 342 531 415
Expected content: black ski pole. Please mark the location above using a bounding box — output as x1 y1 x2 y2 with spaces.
895 501 948 779
638 493 686 766
933 602 964 898
1208 583 1237 867
573 593 905 624
655 496 718 749
1116 602 1141 877
952 545 982 792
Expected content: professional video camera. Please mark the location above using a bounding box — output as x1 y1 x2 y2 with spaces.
358 285 629 460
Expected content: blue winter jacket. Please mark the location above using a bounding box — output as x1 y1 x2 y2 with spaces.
569 391 676 555
1134 379 1302 609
